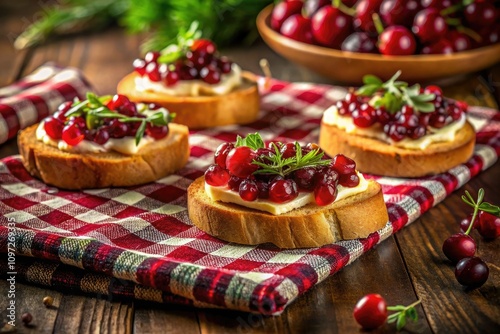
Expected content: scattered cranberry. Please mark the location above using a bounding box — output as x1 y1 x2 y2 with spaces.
353 294 388 330
477 211 500 240
455 257 489 289
21 312 33 325
442 233 476 264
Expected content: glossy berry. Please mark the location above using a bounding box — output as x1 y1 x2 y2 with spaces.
57 101 73 114
109 119 128 138
280 142 297 159
379 26 417 55
21 312 33 325
311 6 353 48
302 0 330 17
380 0 420 27
228 175 244 191
226 146 259 178
280 14 314 44
205 165 230 187
144 51 160 63
442 233 476 263
464 2 497 28
44 117 64 140
447 30 471 52
314 182 337 206
133 58 147 76
412 9 447 44
239 179 259 201
339 172 360 187
421 39 454 55
163 68 179 86
353 0 384 34
294 166 317 190
353 294 388 330
331 154 356 175
477 211 500 240
107 94 131 111
455 257 489 288
341 32 377 53
146 62 161 82
146 124 169 139
200 66 221 84
214 142 234 168
62 123 84 146
271 0 303 31
269 179 298 203
94 127 110 145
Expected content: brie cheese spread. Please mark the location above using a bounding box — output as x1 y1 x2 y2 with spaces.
322 105 466 150
134 64 242 97
205 172 369 215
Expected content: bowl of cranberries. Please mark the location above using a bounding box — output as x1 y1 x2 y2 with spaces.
256 1 500 84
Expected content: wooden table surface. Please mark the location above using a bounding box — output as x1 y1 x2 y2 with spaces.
1 2 499 333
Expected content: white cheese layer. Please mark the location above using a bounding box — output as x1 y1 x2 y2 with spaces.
205 172 369 215
134 64 242 97
322 105 466 150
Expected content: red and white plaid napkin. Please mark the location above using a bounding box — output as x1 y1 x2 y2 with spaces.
0 78 499 315
0 63 92 145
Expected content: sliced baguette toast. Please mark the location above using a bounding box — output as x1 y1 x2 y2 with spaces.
18 123 190 189
187 176 389 249
319 121 475 177
117 72 260 129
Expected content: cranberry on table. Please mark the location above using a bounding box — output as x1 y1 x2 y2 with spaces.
442 233 476 263
311 6 353 48
353 293 388 330
378 26 417 55
271 0 303 31
455 257 489 289
280 14 314 44
477 211 500 240
412 8 448 44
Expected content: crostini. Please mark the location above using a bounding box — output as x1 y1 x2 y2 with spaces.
117 23 260 129
319 72 475 177
18 93 189 189
187 133 389 249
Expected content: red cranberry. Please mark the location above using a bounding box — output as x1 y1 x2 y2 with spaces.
303 0 330 17
214 142 234 168
477 211 500 240
44 117 64 140
455 257 489 289
280 14 314 44
144 51 160 63
228 175 244 191
352 106 376 128
271 0 303 31
424 85 443 96
294 167 317 190
447 30 471 52
269 179 298 203
94 127 110 145
380 0 420 27
205 165 230 187
339 172 360 187
226 146 259 178
239 179 259 202
353 294 388 330
464 2 497 28
109 119 128 138
163 67 179 86
421 39 454 55
62 122 85 146
353 0 384 34
280 142 297 159
256 180 270 199
341 32 377 53
146 124 169 139
133 58 147 76
146 62 161 82
379 26 417 55
442 233 476 263
412 8 448 44
57 101 73 114
314 182 338 206
331 154 356 175
107 94 131 111
311 6 353 48
200 66 221 84
218 56 232 74
191 39 217 54
459 214 476 233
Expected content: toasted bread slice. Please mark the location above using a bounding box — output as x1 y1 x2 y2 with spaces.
187 177 389 249
319 121 475 177
117 72 260 129
18 123 190 189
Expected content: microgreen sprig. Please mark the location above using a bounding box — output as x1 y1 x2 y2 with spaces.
65 92 174 145
157 21 202 64
235 133 331 177
462 188 500 234
356 71 436 113
387 300 421 331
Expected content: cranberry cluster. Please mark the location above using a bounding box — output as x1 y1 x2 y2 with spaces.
272 0 499 55
43 95 169 147
336 85 468 141
133 39 233 86
442 189 500 288
205 140 361 206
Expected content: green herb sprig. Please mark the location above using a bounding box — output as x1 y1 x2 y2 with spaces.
462 188 500 219
356 71 436 113
235 133 331 177
387 300 421 331
66 92 174 145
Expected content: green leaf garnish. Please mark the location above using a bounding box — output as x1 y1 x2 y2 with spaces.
157 21 202 64
387 300 421 331
235 133 265 150
461 189 500 233
356 71 435 113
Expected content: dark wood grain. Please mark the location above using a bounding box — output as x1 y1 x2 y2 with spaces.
1 1 499 333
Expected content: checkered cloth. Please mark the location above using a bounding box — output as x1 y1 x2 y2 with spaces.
0 77 499 315
0 63 91 145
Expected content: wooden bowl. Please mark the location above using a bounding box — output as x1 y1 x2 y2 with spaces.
256 5 500 85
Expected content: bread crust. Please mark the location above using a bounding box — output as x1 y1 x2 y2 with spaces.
18 123 190 189
117 72 260 129
187 177 389 248
319 121 476 177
